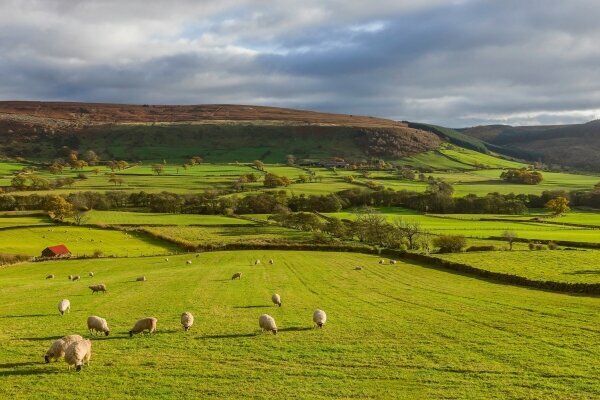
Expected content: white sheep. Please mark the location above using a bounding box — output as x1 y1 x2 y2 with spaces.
271 293 281 307
378 259 385 264
231 272 242 280
58 299 71 316
313 309 327 328
88 272 94 277
268 259 274 265
390 260 397 265
136 276 146 282
186 260 192 265
71 275 81 282
181 312 194 332
129 317 158 337
68 275 73 280
254 259 261 265
259 314 277 334
165 258 169 262
88 284 107 294
87 316 110 336
46 274 54 279
64 339 92 371
44 334 83 363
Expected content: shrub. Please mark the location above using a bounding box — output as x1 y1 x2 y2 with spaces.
548 241 558 250
93 249 104 258
528 242 535 251
535 244 546 251
433 235 467 253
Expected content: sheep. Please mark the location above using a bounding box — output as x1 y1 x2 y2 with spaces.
87 316 110 336
129 317 158 337
181 312 194 332
44 334 83 363
254 259 261 265
136 276 146 282
71 275 81 282
64 339 92 371
313 309 327 328
378 259 385 264
88 284 107 294
390 260 397 265
258 314 277 335
354 266 363 271
46 274 54 279
58 299 71 316
268 259 274 265
271 293 281 307
68 275 73 280
164 258 169 262
231 272 242 280
186 260 192 265
88 272 94 277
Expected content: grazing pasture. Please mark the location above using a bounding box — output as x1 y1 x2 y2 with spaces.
69 211 254 226
436 249 600 284
0 226 177 257
0 251 598 399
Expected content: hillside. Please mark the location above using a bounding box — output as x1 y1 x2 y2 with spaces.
461 120 600 170
0 102 441 162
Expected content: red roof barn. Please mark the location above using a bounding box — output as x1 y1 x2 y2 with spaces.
41 244 71 258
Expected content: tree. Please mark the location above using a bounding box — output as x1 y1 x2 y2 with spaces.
433 235 467 253
502 230 518 250
394 219 421 249
83 150 100 166
73 210 90 226
286 154 296 165
44 195 74 221
264 173 290 188
152 164 165 175
500 168 543 185
545 196 570 216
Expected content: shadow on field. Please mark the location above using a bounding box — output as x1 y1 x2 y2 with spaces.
0 361 39 369
19 336 63 341
566 269 600 275
1 313 54 318
278 327 312 332
196 332 257 340
0 369 54 377
210 279 231 282
233 305 271 309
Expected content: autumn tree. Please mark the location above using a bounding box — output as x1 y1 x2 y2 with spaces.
545 196 570 216
252 160 264 171
152 164 165 175
44 195 74 221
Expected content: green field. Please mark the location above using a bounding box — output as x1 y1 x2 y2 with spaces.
0 251 598 399
144 225 313 245
437 249 600 284
69 211 254 226
0 214 53 228
0 226 177 257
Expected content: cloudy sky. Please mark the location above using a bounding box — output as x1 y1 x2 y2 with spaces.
1 0 600 127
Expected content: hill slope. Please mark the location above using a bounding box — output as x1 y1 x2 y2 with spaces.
0 102 441 162
461 120 600 170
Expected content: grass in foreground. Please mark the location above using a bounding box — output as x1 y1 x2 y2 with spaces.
0 251 598 399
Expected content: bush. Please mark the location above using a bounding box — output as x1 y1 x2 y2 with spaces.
535 244 546 251
93 249 104 258
548 241 558 250
433 235 467 253
466 245 496 252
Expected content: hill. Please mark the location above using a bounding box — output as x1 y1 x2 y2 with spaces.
0 102 441 162
461 120 600 170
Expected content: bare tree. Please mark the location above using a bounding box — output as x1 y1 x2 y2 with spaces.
502 230 518 250
394 219 421 250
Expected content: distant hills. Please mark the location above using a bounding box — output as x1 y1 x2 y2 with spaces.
459 121 600 170
0 102 441 162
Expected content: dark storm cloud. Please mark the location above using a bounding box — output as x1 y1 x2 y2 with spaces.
1 0 600 126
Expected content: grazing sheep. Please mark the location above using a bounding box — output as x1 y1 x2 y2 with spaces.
64 339 92 371
390 260 397 265
271 293 281 307
88 272 94 277
44 334 83 363
231 272 242 280
181 312 194 332
87 316 110 336
129 317 158 337
46 274 54 279
88 284 107 294
58 299 71 316
254 259 261 265
164 258 169 262
354 266 363 271
136 276 146 282
378 259 385 264
68 275 73 280
258 314 277 335
313 309 327 328
268 259 274 265
71 275 81 282
186 260 192 265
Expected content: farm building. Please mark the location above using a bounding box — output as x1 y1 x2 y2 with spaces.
41 244 71 258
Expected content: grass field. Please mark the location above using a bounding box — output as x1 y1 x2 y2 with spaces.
437 249 600 284
68 211 254 226
144 225 313 245
0 215 53 228
0 251 598 399
0 226 177 257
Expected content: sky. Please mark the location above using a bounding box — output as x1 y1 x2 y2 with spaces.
1 0 600 127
